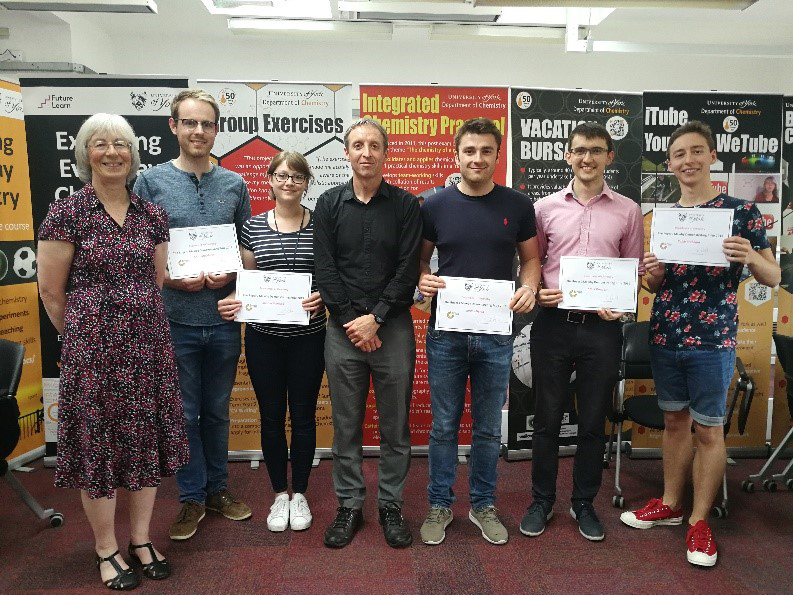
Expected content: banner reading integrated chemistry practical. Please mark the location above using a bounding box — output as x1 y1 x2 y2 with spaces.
196 81 354 452
21 76 188 457
360 84 509 447
0 79 44 461
636 91 783 452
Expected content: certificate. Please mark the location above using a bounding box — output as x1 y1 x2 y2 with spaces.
558 257 639 313
435 276 514 335
167 224 243 279
650 208 733 266
235 270 311 326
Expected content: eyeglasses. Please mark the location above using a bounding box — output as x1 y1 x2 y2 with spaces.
177 118 218 132
272 172 308 184
88 140 131 153
569 147 609 157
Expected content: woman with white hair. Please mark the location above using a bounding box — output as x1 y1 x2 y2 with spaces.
37 113 188 590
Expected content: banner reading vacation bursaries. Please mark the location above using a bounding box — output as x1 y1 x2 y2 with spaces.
635 91 783 451
772 97 793 448
0 79 44 461
21 76 188 456
360 84 509 447
196 81 354 452
507 87 642 454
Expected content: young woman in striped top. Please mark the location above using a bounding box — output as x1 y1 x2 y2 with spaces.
218 151 325 532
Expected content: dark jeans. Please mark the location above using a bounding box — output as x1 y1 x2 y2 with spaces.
245 326 326 494
170 321 241 504
530 308 622 508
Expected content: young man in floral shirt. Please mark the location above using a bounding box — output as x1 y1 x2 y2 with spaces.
620 121 780 567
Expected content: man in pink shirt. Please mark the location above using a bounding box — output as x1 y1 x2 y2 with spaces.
521 122 643 542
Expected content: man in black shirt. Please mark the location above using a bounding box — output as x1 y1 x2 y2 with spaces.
315 118 421 549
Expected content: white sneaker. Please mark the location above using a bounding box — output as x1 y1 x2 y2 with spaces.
289 493 312 531
267 494 290 532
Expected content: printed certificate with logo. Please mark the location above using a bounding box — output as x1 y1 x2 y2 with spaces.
650 208 733 267
558 257 639 312
435 276 514 335
167 224 243 279
235 270 311 325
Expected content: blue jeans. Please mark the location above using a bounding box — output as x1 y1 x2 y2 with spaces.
650 346 736 427
426 329 512 510
170 321 241 503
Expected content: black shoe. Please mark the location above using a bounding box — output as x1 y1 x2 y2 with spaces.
323 506 363 548
519 501 553 537
95 550 140 591
379 503 413 548
128 542 171 580
570 502 605 541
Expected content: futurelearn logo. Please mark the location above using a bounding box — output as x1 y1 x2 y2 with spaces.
38 94 73 109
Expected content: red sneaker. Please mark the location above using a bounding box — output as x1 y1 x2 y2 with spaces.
620 497 684 529
686 520 717 567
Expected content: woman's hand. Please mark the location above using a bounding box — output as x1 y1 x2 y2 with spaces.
302 291 324 318
217 297 242 321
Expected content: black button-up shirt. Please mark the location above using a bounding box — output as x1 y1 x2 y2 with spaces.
314 178 421 326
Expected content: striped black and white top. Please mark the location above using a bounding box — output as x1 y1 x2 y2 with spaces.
239 209 326 337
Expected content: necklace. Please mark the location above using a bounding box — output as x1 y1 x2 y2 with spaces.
272 205 306 271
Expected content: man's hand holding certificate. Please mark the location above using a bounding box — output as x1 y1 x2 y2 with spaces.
558 257 639 313
235 270 312 325
650 208 734 266
168 224 243 279
435 276 514 335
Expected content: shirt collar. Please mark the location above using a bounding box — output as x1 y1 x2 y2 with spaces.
563 179 615 202
341 178 389 202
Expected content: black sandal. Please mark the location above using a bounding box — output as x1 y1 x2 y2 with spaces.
128 542 171 580
95 550 139 591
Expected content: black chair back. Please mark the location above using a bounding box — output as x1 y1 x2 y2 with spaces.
622 321 653 380
0 339 24 467
772 333 793 417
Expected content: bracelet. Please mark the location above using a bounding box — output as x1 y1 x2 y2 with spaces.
521 285 537 296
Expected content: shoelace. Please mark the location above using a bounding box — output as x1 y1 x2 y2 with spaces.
688 525 712 552
527 502 545 517
426 508 447 524
179 504 201 522
381 506 405 526
638 498 664 515
292 498 310 516
476 506 500 523
331 508 356 528
271 498 289 514
577 503 597 521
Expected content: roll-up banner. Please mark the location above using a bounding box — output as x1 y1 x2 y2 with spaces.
196 81 354 453
635 91 783 452
772 97 792 448
20 76 189 459
359 84 509 447
0 79 44 462
506 87 642 455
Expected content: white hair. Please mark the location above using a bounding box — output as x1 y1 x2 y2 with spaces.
74 113 140 185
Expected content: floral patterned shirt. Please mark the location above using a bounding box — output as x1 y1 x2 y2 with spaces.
650 194 770 350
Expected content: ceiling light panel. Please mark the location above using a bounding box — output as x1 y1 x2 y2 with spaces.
0 0 157 11
202 0 331 18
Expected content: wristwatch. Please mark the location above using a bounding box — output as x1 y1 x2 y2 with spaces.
372 313 386 326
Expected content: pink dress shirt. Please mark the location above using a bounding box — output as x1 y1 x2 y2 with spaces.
534 180 644 292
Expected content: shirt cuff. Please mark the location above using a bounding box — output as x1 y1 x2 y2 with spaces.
371 302 391 322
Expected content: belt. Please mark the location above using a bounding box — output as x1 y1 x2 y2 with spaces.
544 307 600 324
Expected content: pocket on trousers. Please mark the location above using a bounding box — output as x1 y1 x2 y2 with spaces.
492 333 514 347
426 328 444 342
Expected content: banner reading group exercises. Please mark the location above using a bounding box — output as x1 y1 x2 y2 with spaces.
196 81 354 452
360 84 509 447
20 76 188 456
636 91 784 451
0 79 44 460
507 87 642 455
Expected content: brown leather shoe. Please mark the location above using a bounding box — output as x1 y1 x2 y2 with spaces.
206 489 252 521
169 501 205 541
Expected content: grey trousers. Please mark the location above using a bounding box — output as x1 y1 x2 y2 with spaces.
325 310 415 509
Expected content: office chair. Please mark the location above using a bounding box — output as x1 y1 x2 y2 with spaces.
607 321 754 518
743 333 793 492
0 338 63 527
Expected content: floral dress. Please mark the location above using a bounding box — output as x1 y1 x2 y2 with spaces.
38 184 189 498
